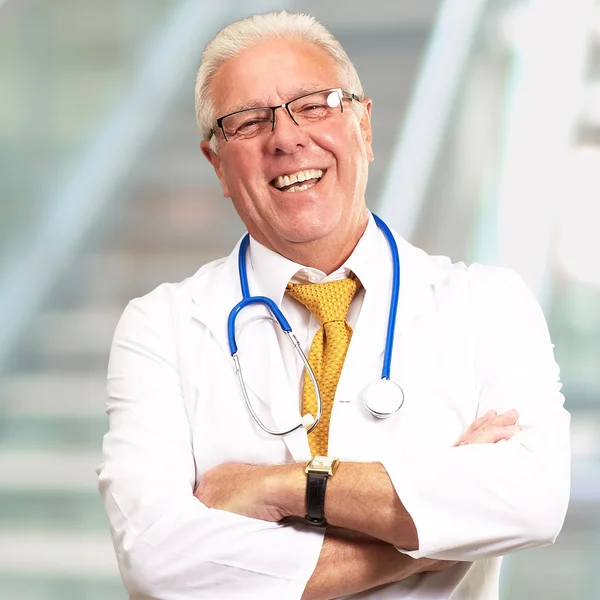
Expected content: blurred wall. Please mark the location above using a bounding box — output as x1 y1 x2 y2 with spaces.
0 1 598 598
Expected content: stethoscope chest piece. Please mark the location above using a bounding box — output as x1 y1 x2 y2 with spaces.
362 379 405 419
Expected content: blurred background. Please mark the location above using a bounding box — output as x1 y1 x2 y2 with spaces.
0 0 598 597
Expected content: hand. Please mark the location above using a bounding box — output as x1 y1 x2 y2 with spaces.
301 528 458 600
194 462 300 522
392 408 521 577
412 409 522 577
455 408 520 446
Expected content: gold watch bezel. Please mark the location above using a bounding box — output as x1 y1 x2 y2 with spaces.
305 456 340 476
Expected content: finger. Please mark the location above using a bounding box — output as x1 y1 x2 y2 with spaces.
464 410 497 436
462 424 521 445
455 410 496 446
455 409 518 447
488 409 519 427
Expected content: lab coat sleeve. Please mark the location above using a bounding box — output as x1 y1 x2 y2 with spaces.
382 266 570 561
97 285 323 599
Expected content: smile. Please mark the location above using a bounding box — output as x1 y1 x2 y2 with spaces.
271 169 324 193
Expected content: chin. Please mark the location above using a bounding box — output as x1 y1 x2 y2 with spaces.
278 215 340 244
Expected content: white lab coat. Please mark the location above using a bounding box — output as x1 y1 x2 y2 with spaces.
98 222 570 600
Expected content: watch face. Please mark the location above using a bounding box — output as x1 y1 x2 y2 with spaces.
312 456 335 468
306 456 340 476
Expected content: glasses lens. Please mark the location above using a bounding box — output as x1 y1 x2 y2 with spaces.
289 90 342 124
221 108 272 140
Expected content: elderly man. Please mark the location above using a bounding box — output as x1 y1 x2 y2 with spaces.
98 10 570 600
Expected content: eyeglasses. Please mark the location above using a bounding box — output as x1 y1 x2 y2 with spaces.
210 88 360 142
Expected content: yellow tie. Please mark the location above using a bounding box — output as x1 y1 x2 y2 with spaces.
286 277 359 456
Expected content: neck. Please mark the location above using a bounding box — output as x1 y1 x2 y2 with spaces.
273 211 369 274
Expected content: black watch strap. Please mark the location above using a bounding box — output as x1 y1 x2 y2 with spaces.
305 471 329 526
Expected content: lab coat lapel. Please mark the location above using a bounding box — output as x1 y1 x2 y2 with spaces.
339 232 442 398
189 240 310 460
393 236 441 335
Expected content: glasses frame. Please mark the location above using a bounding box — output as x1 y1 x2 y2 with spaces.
209 87 360 142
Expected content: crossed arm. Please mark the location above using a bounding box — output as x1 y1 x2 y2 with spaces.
99 270 569 599
195 410 521 599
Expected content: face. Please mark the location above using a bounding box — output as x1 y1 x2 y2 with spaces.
201 38 373 266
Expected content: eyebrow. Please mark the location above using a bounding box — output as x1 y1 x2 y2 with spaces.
224 85 327 114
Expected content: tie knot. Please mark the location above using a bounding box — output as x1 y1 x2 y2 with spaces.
286 277 359 325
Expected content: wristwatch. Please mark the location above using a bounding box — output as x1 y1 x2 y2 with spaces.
304 456 340 526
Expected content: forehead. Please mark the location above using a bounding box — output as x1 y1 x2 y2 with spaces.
210 38 340 114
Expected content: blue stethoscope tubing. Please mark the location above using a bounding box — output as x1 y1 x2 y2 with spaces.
227 213 405 436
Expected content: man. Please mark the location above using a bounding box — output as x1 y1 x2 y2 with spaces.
98 11 570 600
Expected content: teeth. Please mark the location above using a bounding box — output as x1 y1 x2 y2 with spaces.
287 182 317 193
273 169 323 189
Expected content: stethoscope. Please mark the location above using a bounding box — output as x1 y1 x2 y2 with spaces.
227 213 405 436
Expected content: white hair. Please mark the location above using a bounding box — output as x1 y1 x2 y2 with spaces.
194 10 365 152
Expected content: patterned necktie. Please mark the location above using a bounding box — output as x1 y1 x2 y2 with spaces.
286 276 359 456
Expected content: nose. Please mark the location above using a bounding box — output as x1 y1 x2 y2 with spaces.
265 105 310 155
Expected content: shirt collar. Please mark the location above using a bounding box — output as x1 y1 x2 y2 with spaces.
248 212 383 307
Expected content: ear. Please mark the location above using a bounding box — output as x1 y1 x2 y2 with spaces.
200 140 231 198
359 98 374 163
